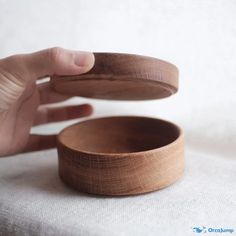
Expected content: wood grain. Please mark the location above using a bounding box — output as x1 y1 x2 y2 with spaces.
51 53 179 100
57 116 184 196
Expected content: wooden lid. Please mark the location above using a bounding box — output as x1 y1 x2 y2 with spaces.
51 53 179 100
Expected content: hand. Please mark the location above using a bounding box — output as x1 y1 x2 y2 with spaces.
0 47 95 156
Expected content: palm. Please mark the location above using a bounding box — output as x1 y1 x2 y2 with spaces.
0 76 39 155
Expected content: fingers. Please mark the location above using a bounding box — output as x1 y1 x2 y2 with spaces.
33 104 93 126
24 103 93 153
22 134 57 153
24 47 95 78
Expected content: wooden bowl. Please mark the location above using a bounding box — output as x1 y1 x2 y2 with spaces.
57 116 184 196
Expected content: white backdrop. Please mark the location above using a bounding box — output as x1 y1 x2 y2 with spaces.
0 0 235 235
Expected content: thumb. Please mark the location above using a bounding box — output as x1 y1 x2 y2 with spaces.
0 47 94 111
24 47 95 78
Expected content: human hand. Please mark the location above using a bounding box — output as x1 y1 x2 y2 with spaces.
0 47 95 156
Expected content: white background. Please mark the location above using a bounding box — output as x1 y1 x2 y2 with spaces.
1 0 235 158
0 0 235 235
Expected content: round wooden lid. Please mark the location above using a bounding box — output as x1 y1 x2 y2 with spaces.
51 53 179 100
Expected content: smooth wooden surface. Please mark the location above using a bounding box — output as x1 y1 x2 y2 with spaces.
57 116 184 196
51 53 179 100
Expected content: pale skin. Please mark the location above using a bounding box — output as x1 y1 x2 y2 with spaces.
0 47 95 156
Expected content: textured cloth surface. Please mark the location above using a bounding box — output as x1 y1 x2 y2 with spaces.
0 149 235 236
0 0 236 235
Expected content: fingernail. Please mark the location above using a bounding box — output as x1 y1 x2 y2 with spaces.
74 52 95 69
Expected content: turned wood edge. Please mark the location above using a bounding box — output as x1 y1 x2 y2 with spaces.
51 52 179 100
